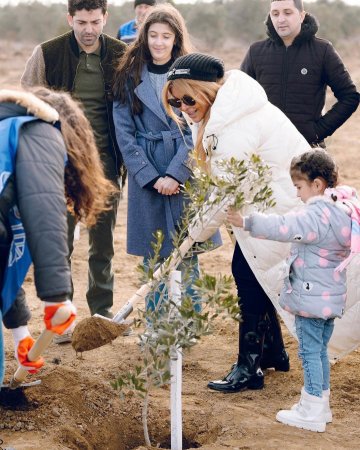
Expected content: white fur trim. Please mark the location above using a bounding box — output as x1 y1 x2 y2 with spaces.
0 89 59 122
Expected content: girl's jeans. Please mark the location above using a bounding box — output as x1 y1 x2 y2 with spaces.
295 315 335 397
144 254 201 317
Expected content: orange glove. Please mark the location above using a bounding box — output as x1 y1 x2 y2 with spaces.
44 300 76 335
16 336 44 374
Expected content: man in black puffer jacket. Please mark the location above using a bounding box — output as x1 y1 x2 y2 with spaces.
241 0 359 148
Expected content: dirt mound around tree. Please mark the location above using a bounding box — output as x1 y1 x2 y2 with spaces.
0 363 221 449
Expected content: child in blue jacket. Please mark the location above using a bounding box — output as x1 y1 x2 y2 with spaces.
227 149 359 433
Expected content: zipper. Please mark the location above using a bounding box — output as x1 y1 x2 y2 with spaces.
280 46 290 113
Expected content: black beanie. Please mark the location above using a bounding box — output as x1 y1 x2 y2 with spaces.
167 53 225 82
134 0 156 7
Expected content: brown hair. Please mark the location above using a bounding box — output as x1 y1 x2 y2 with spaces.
290 149 339 188
32 87 116 227
68 0 107 16
163 77 224 165
113 4 193 114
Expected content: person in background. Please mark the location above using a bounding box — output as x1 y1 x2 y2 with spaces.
227 149 357 433
21 0 127 340
113 5 211 318
241 0 359 148
0 87 114 385
116 0 156 44
163 53 310 393
240 0 359 368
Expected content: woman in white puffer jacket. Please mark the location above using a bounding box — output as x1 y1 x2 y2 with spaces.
163 53 311 393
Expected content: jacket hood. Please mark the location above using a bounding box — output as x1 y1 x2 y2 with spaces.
205 70 268 136
307 195 351 248
265 12 318 46
0 89 59 122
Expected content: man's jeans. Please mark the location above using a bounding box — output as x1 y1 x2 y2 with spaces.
295 315 335 397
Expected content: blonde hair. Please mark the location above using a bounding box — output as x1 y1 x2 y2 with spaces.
163 78 223 166
32 87 117 227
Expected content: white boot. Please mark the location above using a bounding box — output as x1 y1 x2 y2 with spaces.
291 387 332 423
276 389 326 432
322 389 332 423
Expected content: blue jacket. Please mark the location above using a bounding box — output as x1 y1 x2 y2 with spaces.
244 195 351 319
113 66 194 258
117 19 137 44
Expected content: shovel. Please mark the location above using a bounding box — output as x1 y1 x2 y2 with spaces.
72 236 195 352
8 304 74 389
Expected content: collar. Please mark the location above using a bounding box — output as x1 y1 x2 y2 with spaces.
265 12 318 47
70 31 106 59
0 89 59 122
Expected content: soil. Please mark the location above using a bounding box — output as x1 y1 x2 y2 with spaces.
1 40 360 450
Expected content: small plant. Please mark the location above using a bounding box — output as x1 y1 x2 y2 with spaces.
112 154 275 446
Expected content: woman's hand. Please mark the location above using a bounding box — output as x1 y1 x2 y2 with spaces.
226 207 244 227
154 176 180 195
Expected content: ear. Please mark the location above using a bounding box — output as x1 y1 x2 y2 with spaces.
103 11 108 26
314 177 326 193
300 10 306 23
67 13 74 28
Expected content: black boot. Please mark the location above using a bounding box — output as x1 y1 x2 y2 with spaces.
260 307 290 372
207 314 266 393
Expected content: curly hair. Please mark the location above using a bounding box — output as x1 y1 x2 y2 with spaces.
31 87 117 227
113 3 193 115
68 0 107 16
290 149 339 188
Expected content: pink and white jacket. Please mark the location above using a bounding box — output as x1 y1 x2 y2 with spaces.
244 192 354 319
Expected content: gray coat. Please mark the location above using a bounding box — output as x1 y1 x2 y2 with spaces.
0 101 71 326
244 196 351 319
113 66 193 258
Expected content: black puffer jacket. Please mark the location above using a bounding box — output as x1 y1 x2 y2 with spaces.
241 13 359 146
0 102 71 317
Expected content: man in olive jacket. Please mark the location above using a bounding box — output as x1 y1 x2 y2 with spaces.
241 0 359 148
21 0 126 336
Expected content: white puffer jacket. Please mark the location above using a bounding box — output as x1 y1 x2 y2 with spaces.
192 70 360 360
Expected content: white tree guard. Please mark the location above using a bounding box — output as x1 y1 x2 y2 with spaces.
169 270 182 450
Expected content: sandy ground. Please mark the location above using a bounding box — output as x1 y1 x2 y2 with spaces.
1 40 360 450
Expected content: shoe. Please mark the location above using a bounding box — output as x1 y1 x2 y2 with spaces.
208 362 264 393
276 389 326 432
122 327 134 336
53 329 73 344
208 314 266 393
291 387 332 423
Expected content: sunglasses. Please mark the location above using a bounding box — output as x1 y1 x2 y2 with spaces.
167 95 196 108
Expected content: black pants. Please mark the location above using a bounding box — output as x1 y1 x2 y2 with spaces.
231 242 275 316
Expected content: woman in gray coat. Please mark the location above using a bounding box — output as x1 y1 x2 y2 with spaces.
113 5 203 313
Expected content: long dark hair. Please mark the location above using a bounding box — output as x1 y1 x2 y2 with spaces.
113 3 193 115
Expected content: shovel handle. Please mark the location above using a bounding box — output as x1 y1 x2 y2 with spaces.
11 304 74 387
112 236 194 324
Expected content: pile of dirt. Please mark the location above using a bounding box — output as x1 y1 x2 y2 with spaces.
72 317 129 353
